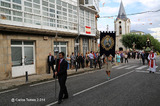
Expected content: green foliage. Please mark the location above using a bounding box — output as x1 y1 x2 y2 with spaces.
121 33 160 52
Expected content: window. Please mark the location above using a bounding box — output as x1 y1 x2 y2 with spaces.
56 0 61 5
50 4 55 8
1 1 11 8
33 9 40 14
25 7 32 12
42 0 48 6
33 0 40 4
62 2 67 7
13 17 22 22
13 11 22 16
54 42 67 57
0 8 11 14
85 0 89 4
33 4 40 9
13 4 22 10
12 0 21 4
119 26 122 34
49 0 55 3
24 1 32 7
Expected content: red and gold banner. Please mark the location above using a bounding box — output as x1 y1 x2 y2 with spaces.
85 26 91 34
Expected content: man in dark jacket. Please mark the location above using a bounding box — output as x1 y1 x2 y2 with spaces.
55 52 68 104
141 51 146 65
95 52 101 69
47 52 55 74
76 53 81 69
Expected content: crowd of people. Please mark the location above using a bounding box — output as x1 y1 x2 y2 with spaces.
69 51 102 70
48 50 157 73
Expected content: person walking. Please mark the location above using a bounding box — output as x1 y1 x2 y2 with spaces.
89 51 94 68
95 52 101 69
120 52 124 63
55 52 68 104
128 51 130 59
148 50 156 73
70 52 75 69
141 51 146 65
124 53 128 63
104 54 113 80
47 52 55 74
66 55 71 70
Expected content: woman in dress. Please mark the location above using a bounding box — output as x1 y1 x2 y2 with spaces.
104 54 113 80
85 53 89 67
66 55 71 70
116 52 121 65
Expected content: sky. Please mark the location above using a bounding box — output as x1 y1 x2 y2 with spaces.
97 0 160 41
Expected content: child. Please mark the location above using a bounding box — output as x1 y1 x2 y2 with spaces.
104 54 113 80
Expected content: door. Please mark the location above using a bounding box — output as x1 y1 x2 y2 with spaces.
54 42 67 58
11 41 35 77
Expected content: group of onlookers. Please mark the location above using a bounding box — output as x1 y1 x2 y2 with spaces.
69 51 102 70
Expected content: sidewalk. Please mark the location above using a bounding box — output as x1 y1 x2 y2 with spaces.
0 67 102 91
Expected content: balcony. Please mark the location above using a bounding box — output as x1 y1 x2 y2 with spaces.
80 0 99 12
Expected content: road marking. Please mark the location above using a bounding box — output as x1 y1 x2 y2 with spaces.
30 80 55 87
136 66 148 70
147 66 158 70
126 66 138 69
0 88 18 94
73 70 135 96
136 70 160 74
46 101 58 106
112 65 121 68
116 65 130 69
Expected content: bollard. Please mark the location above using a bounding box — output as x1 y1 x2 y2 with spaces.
76 62 77 72
26 71 28 82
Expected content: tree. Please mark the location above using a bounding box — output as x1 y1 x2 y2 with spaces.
121 33 160 52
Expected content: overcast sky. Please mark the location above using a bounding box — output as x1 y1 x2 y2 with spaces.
97 0 160 41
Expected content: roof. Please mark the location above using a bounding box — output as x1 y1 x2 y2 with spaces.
117 1 128 20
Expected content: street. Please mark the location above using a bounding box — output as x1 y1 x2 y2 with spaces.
0 59 160 106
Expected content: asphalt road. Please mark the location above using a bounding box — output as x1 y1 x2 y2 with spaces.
0 58 160 106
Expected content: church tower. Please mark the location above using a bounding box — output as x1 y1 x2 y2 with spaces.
114 1 131 51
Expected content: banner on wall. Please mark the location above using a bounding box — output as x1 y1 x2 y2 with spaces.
85 26 91 34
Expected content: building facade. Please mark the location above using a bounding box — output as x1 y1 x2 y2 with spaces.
0 0 99 80
114 1 131 51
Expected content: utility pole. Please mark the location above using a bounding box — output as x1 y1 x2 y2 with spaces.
75 0 80 72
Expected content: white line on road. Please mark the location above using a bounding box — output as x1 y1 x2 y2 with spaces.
136 70 160 74
126 66 138 69
147 66 158 70
136 66 148 70
73 70 135 97
112 65 121 68
46 101 58 106
0 88 18 94
116 65 130 69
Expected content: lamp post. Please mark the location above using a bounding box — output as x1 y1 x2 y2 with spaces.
75 0 80 72
54 32 59 99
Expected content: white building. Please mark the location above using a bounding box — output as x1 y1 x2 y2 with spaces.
114 1 131 51
0 0 100 80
